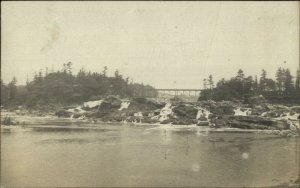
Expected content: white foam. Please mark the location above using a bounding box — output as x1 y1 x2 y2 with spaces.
83 100 103 108
119 101 130 111
282 112 299 121
134 112 143 117
272 112 300 130
234 108 251 116
67 106 86 114
261 112 267 117
196 107 211 120
158 103 173 122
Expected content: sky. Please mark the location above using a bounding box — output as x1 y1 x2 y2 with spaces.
1 1 299 89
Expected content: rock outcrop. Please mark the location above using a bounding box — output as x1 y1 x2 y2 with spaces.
53 97 300 135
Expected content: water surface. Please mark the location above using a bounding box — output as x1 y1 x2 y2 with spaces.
1 124 300 187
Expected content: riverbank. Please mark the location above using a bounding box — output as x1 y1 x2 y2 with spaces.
1 96 299 136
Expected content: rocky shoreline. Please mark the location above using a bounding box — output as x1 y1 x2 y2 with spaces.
1 96 300 136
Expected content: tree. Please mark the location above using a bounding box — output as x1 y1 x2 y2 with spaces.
208 75 214 89
66 62 72 75
2 63 159 107
203 79 207 89
295 69 300 93
7 77 17 102
102 66 108 77
236 69 244 81
264 78 276 92
114 69 121 78
259 69 267 92
253 75 258 94
283 68 294 95
276 67 284 94
1 80 8 106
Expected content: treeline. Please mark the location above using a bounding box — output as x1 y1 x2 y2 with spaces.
199 67 300 102
1 62 158 107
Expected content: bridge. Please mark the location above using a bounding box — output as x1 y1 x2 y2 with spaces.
132 88 203 98
156 89 203 97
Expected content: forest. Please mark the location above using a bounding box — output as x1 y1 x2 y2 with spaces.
1 62 158 108
199 67 300 103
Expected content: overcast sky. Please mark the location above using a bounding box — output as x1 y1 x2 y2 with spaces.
1 1 299 89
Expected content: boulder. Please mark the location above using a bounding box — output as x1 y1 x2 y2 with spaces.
230 120 270 130
291 106 300 113
55 109 72 118
172 105 198 119
212 104 235 115
141 117 159 124
197 121 209 126
210 117 230 128
232 115 274 126
161 119 174 124
227 115 290 130
248 95 267 105
273 120 290 130
173 119 196 125
104 96 122 108
198 116 208 121
160 118 197 125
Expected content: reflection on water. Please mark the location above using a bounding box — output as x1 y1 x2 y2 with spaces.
1 124 300 187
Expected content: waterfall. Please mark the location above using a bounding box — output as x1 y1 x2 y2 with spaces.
151 103 173 122
196 107 211 126
119 101 130 111
196 107 211 120
134 112 143 117
83 100 103 108
277 112 300 130
234 108 251 116
158 103 173 122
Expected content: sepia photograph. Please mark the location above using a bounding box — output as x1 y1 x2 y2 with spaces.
1 1 300 187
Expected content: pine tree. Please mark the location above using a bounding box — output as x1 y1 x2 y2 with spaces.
208 75 214 89
253 75 258 94
1 80 8 106
7 77 17 101
295 69 300 93
276 67 284 94
259 69 267 92
284 69 294 95
203 79 207 89
236 69 244 81
102 66 108 77
66 62 72 75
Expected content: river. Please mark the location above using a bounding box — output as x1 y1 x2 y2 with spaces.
1 123 300 187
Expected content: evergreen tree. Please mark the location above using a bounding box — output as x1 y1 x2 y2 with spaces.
295 69 300 93
259 69 267 92
283 68 294 95
203 79 207 89
102 66 108 77
253 75 258 94
276 67 284 94
1 80 8 106
208 75 214 89
7 77 17 101
236 69 244 81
